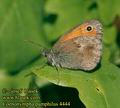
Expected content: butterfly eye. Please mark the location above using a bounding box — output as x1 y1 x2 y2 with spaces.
86 26 93 31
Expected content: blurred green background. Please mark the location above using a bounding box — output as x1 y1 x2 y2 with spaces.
0 0 120 108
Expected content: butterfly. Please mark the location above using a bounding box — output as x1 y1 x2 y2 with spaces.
43 20 103 71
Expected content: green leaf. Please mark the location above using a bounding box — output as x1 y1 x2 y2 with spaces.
33 54 120 108
0 0 47 73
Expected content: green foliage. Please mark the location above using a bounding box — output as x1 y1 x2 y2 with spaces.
0 0 47 73
0 0 120 108
97 0 120 24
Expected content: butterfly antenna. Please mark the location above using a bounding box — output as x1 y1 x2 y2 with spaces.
24 39 46 50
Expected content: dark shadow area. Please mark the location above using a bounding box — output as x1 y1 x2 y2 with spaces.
38 83 86 108
43 13 58 24
88 2 98 11
116 31 120 48
50 38 60 46
114 15 120 48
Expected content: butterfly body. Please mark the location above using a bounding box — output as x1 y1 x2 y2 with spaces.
42 20 103 71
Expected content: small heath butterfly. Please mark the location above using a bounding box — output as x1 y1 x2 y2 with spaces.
42 20 103 71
